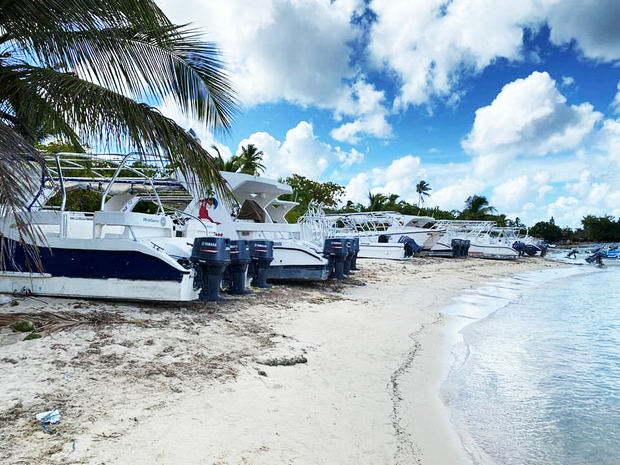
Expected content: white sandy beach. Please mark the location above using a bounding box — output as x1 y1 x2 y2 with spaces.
0 257 563 465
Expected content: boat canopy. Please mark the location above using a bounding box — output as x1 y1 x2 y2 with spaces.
221 171 292 207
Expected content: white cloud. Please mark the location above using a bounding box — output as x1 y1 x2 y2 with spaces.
335 147 364 167
158 0 359 108
430 177 486 211
157 0 393 142
368 0 546 108
344 155 425 204
547 0 620 62
491 176 531 210
238 121 363 180
367 0 620 107
490 174 553 212
613 82 620 114
330 79 392 143
463 72 601 162
561 76 575 87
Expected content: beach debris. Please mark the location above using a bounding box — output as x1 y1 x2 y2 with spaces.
258 355 308 366
35 409 62 434
257 369 268 377
23 332 43 341
11 319 35 332
0 311 129 334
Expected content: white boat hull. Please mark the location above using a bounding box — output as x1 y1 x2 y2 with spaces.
431 241 518 260
0 272 198 301
269 239 330 280
468 243 518 260
357 243 407 260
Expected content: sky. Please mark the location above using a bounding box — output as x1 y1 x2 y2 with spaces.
155 0 620 228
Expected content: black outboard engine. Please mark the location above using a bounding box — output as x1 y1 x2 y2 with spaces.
248 240 274 288
399 235 422 258
323 238 348 279
191 237 230 301
586 250 605 265
451 239 470 258
228 240 251 295
343 238 354 275
451 239 463 258
512 241 526 257
523 244 538 256
350 238 360 271
462 240 471 257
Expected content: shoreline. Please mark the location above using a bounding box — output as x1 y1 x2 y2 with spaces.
0 257 565 464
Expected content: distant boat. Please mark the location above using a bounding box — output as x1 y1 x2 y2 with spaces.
428 220 519 260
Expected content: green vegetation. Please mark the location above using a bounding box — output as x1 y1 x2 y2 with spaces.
280 174 346 222
529 220 563 242
415 180 432 206
458 195 497 220
214 143 266 176
581 215 620 242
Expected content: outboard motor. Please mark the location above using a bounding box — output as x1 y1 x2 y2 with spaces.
323 238 348 279
451 239 470 258
248 240 274 288
451 239 463 258
523 244 539 256
343 238 354 275
228 240 251 295
512 241 526 257
399 235 422 258
462 240 471 257
586 250 605 265
350 238 360 271
191 237 230 302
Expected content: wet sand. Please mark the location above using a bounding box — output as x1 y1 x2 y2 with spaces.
0 257 562 464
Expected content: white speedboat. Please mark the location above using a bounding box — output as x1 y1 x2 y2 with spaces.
178 172 330 280
0 153 212 301
299 211 442 260
429 220 519 260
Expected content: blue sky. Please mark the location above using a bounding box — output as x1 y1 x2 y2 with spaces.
156 0 620 228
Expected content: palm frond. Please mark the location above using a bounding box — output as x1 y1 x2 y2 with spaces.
0 0 170 37
10 65 230 197
3 12 237 133
0 122 47 270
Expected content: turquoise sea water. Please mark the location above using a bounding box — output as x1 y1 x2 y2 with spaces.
444 264 620 465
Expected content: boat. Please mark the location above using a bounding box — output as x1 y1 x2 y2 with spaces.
586 245 620 265
0 153 213 301
429 220 519 260
177 171 330 281
296 205 438 260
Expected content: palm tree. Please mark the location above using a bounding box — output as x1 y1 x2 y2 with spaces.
236 144 265 175
460 195 496 219
367 192 388 211
415 180 432 207
0 0 237 259
212 145 240 172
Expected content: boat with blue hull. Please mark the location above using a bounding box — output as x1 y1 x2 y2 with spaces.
0 153 210 301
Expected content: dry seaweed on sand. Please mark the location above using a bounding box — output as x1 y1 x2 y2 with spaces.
0 310 130 334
